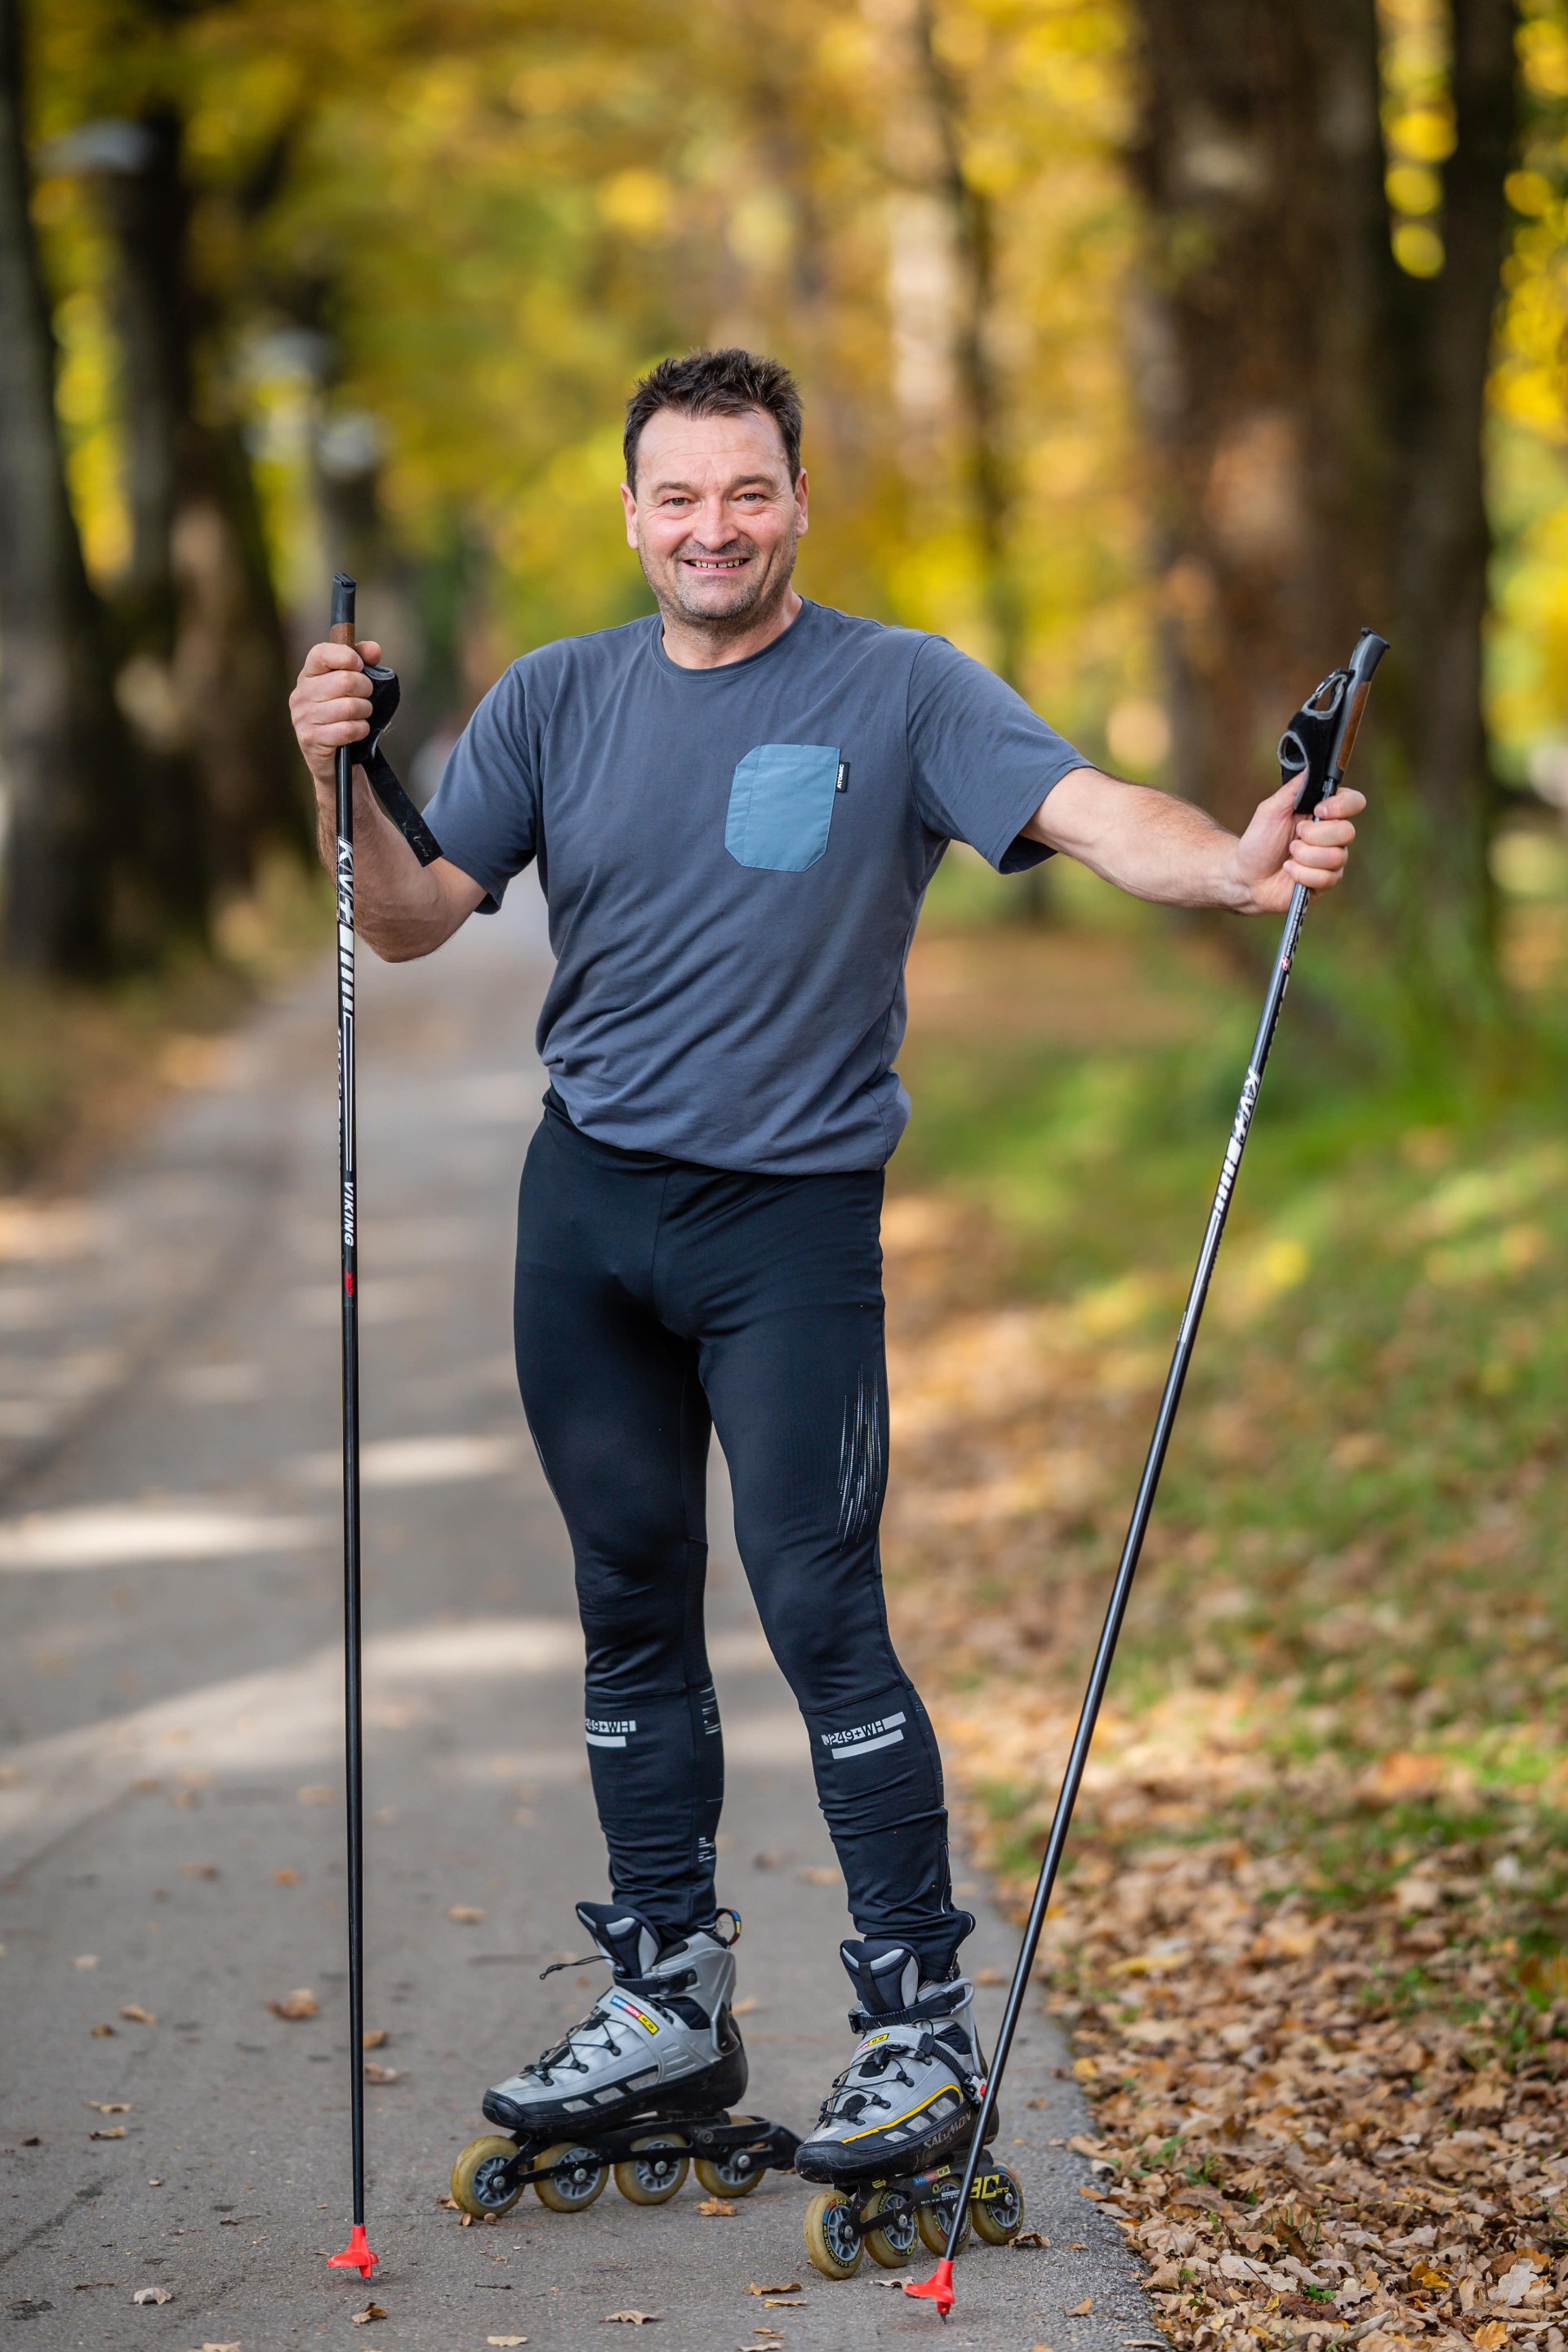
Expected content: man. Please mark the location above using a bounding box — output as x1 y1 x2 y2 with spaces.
289 348 1361 2192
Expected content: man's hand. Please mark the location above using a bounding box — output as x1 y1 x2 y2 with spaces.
1027 766 1364 915
288 637 383 796
1229 777 1365 915
287 638 483 962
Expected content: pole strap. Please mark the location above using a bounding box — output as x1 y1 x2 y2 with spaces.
359 665 442 868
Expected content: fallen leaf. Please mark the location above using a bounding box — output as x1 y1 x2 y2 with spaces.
91 2024 115 2037
447 1904 487 1923
1013 2230 1047 2247
746 2283 801 2296
795 1866 837 1885
74 1954 99 1970
362 2029 388 2049
197 2342 241 2350
91 2127 127 2140
350 2304 387 2326
488 2338 528 2348
604 2315 661 2327
764 2300 807 2309
1472 2328 1509 2350
363 2062 401 2084
20 2136 39 2145
266 1988 319 2020
697 2196 737 2216
1067 2299 1093 2317
271 1868 299 1886
132 2286 173 2305
437 2194 457 2210
119 2005 155 2025
730 1997 761 2015
88 2102 131 2114
180 1864 220 1879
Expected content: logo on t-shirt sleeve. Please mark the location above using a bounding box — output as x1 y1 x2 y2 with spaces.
725 743 843 873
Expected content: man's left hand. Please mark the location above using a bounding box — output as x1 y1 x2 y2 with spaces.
1231 778 1365 915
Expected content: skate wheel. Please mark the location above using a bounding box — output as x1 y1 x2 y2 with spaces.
693 2151 765 2198
970 2160 1025 2245
532 2141 608 2212
450 2135 526 2219
803 2187 864 2280
613 2134 689 2205
862 2185 918 2268
915 2179 971 2256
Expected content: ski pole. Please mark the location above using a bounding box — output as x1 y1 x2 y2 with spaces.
906 627 1388 2323
325 572 377 2285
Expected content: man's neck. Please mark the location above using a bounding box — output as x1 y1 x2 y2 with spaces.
658 588 803 671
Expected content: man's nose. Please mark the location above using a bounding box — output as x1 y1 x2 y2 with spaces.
688 497 740 543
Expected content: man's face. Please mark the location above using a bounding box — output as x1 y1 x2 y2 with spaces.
621 407 808 629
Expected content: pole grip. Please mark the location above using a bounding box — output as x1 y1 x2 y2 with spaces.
330 572 357 647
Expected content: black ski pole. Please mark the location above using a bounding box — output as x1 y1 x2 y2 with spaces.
325 572 378 2286
906 627 1388 2322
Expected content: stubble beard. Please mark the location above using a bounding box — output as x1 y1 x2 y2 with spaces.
641 527 798 639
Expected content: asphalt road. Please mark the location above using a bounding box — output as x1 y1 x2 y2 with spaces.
0 884 1151 2351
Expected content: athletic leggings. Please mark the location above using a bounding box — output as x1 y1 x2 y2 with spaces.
513 1089 972 1979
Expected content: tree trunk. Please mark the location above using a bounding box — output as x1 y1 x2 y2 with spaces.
914 0 1025 697
97 105 307 901
0 0 134 974
1130 0 1517 1000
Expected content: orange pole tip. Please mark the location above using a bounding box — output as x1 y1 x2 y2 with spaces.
327 2224 379 2278
904 2256 955 2319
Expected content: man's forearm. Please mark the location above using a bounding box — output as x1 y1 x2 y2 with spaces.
314 766 478 960
1027 767 1253 911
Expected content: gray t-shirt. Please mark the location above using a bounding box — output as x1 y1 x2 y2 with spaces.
425 599 1084 1174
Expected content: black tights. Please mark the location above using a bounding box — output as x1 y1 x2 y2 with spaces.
512 1092 970 1978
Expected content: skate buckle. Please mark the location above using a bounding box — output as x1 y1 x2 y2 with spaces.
327 2224 379 2278
904 2256 955 2319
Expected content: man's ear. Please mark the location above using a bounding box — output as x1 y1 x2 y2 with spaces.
794 467 808 537
620 482 639 547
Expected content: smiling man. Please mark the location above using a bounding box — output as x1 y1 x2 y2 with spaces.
288 347 1361 2198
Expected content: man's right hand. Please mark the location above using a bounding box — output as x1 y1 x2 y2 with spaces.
288 639 384 797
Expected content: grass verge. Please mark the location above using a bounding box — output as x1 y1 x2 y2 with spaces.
883 878 1568 2350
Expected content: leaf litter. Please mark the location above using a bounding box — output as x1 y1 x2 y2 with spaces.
266 1988 318 2020
871 1160 1568 2352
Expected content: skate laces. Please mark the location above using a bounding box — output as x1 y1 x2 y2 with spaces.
816 2021 979 2129
527 1976 707 2083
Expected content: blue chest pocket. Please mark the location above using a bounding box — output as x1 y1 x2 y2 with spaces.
725 742 843 874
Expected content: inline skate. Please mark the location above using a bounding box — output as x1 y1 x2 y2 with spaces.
794 1937 1024 2277
449 1901 799 2217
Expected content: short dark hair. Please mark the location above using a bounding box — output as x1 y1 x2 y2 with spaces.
623 349 803 489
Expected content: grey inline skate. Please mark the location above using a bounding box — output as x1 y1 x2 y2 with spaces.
449 1902 798 2217
794 1937 1024 2277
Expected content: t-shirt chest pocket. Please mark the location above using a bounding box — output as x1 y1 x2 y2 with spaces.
724 742 844 874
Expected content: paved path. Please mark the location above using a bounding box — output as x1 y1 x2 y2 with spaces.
0 889 1151 2350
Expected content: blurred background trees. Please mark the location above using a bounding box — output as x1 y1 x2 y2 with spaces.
4 0 1568 1013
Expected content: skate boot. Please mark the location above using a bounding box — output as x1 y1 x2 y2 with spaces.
448 1903 799 2220
795 1937 1026 2278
